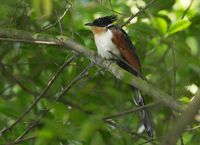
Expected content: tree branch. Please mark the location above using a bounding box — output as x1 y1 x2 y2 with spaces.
38 1 72 33
120 0 157 27
0 56 76 135
0 28 183 113
4 136 35 145
161 89 200 145
105 120 149 141
103 102 159 120
181 0 194 19
6 64 90 144
0 62 37 96
60 39 183 113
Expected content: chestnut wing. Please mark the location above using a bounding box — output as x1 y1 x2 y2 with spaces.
111 26 141 74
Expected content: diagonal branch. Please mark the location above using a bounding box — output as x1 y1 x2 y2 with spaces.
0 56 76 135
105 120 149 141
6 64 91 144
161 89 200 145
181 0 194 19
60 39 183 113
120 0 157 27
4 136 35 145
37 1 72 33
0 62 37 96
0 28 183 113
103 102 159 120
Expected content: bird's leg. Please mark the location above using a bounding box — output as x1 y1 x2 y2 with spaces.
106 50 120 66
55 36 64 45
92 54 107 76
93 53 104 65
107 51 120 61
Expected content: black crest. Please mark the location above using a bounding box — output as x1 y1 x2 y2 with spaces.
93 15 117 27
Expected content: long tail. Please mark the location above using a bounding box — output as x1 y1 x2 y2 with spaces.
131 86 153 138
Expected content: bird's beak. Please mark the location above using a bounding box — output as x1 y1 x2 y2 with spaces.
85 22 94 26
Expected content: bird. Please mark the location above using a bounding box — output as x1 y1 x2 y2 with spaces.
85 15 153 138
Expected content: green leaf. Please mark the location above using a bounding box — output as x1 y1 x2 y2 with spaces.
167 20 191 36
153 17 168 34
179 96 190 104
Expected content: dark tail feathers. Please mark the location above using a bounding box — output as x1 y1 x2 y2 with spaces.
131 87 153 138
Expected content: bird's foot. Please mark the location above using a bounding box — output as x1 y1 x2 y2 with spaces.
93 54 104 65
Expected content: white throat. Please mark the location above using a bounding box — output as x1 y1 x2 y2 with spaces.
94 29 120 59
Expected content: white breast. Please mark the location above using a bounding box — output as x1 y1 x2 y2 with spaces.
94 29 120 59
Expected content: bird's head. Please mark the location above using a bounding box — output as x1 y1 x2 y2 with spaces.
85 15 117 34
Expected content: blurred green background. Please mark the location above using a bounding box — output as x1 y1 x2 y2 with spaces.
0 0 200 144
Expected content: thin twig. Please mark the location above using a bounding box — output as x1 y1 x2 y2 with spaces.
108 0 114 13
138 138 159 145
171 43 184 145
161 90 200 145
0 56 76 135
158 64 179 84
55 64 91 100
185 124 200 131
8 1 19 28
14 64 91 142
181 0 194 19
37 1 71 33
104 120 158 145
59 99 93 114
170 43 185 145
0 62 37 96
121 0 157 27
12 63 155 144
0 37 57 45
103 102 158 120
0 84 12 96
95 0 127 16
170 43 176 98
105 120 149 141
56 10 63 35
157 47 170 63
4 136 35 145
14 109 49 142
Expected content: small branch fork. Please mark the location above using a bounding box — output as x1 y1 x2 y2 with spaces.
105 120 149 141
5 63 157 145
0 56 76 135
0 62 37 96
2 59 157 145
7 64 91 145
161 90 200 145
121 0 157 27
37 0 72 33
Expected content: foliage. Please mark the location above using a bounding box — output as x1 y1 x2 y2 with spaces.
0 0 200 145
